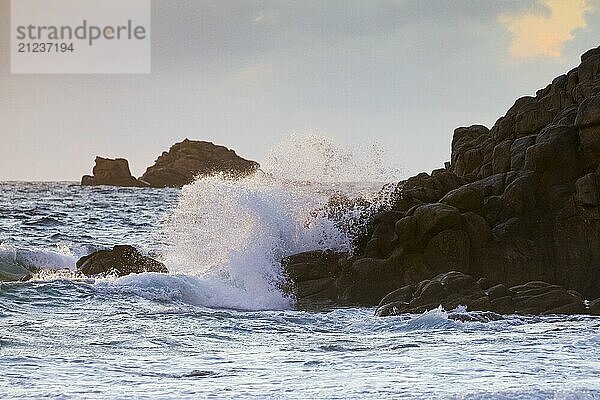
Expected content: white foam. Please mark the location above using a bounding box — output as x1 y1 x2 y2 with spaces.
403 305 459 330
150 174 353 310
96 272 292 310
0 244 77 274
99 134 399 310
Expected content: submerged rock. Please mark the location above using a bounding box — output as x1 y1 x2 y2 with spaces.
447 309 504 322
375 271 587 317
140 139 260 187
81 157 146 187
76 245 168 277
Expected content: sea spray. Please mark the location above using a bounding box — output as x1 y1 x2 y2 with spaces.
83 134 401 309
158 174 352 309
151 134 401 310
264 133 401 183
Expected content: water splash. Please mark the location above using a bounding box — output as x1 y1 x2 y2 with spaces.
263 133 401 183
148 134 400 310
34 135 397 310
157 174 352 310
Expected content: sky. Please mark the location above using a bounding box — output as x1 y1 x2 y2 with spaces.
1 0 599 181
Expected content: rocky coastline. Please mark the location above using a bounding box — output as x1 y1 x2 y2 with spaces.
8 46 600 317
282 45 600 315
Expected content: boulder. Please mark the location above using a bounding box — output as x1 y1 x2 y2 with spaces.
394 215 417 244
440 186 483 212
509 135 536 170
0 257 33 282
413 203 462 243
574 173 599 207
375 271 586 317
76 245 168 277
336 256 405 305
492 140 512 174
509 281 585 314
576 96 600 165
423 229 470 274
485 284 510 300
280 250 348 304
581 46 600 63
375 271 488 316
462 212 490 248
514 103 555 135
81 157 146 187
450 125 489 178
140 139 259 187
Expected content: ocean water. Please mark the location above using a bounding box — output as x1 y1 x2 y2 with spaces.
1 163 599 398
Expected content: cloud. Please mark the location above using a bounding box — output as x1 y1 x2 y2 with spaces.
500 0 591 58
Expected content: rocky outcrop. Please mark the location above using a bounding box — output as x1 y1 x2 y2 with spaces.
81 157 146 187
140 139 259 187
76 245 168 277
375 271 591 316
281 250 350 306
283 45 600 313
81 140 259 188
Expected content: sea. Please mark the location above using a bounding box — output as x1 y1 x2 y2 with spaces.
1 136 599 399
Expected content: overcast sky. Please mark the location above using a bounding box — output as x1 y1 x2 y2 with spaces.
1 0 599 181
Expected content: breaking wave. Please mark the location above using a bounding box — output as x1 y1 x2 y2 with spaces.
106 134 398 310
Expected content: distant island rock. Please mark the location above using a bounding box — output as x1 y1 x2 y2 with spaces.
282 45 600 315
140 139 259 188
81 139 259 188
81 157 146 187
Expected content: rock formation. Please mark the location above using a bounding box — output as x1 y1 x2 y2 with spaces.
81 157 146 187
375 271 591 316
81 140 259 188
281 250 350 307
76 245 168 277
139 139 260 187
282 45 600 314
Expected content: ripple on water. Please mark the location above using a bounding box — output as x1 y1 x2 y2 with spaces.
0 182 599 399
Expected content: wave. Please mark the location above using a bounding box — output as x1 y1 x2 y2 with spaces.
401 305 513 331
95 272 291 310
458 388 600 400
152 174 354 310
3 134 398 311
104 134 396 310
0 244 80 280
